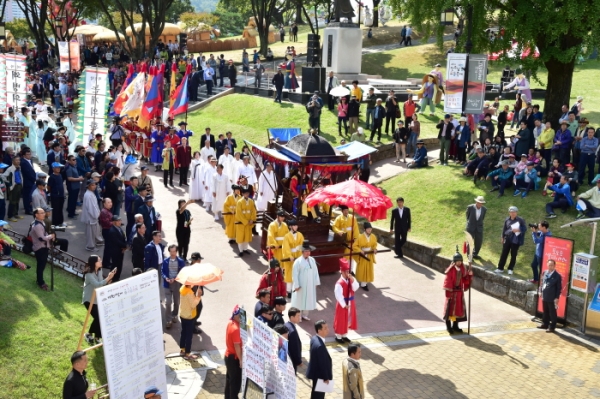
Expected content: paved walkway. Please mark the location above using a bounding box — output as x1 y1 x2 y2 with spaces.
197 325 600 398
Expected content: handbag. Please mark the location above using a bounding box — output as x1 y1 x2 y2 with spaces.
21 223 34 254
395 107 401 119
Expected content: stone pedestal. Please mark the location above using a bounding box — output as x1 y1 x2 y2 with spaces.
321 24 362 74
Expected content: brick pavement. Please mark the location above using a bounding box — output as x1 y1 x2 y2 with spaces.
197 326 600 398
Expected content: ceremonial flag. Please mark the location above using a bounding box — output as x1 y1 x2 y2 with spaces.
138 67 161 129
156 64 166 117
169 62 178 109
120 64 135 94
120 72 146 119
113 64 136 114
168 66 191 118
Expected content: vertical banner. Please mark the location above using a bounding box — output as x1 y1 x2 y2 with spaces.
69 40 81 71
444 53 467 113
5 54 27 114
58 41 70 73
0 54 7 114
77 67 109 145
241 314 297 398
537 236 574 320
464 54 488 114
96 270 168 399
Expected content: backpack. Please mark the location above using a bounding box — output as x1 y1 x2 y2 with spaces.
21 222 35 254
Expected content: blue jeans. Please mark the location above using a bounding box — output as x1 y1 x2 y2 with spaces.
407 132 418 155
365 108 374 129
275 87 282 102
531 255 541 281
579 152 596 184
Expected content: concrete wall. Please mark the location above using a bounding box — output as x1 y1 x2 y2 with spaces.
372 225 584 326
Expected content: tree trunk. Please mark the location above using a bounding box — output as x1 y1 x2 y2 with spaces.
372 0 380 28
259 26 269 56
295 2 304 24
543 57 575 129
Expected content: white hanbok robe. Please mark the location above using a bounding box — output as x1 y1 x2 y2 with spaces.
238 163 257 185
218 154 235 182
189 158 204 200
231 159 243 184
256 170 278 211
291 256 321 311
35 126 48 164
202 164 216 203
62 117 77 153
200 146 216 163
212 172 230 212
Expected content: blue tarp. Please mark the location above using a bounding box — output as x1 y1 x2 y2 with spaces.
335 141 378 161
267 128 302 142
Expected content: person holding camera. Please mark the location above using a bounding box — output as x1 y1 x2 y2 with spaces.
530 221 552 283
31 208 55 291
538 259 562 333
306 94 322 133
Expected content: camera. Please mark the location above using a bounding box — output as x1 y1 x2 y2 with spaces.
51 225 66 232
528 223 538 229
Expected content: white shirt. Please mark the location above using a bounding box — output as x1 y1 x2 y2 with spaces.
154 243 163 265
334 277 359 308
398 207 403 218
475 207 481 220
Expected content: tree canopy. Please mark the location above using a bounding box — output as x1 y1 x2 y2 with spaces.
390 0 600 125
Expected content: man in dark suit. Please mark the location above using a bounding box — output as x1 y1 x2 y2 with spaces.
306 320 333 399
144 231 165 272
465 196 487 259
106 215 128 282
225 131 237 153
390 197 411 258
436 114 455 166
285 307 303 374
202 127 216 149
138 195 157 242
370 98 386 142
538 259 562 332
20 148 37 215
131 223 146 272
215 133 225 160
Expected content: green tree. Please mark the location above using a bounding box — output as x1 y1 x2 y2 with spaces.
213 10 245 36
5 19 32 41
389 0 600 126
216 0 253 21
166 0 196 23
249 0 278 56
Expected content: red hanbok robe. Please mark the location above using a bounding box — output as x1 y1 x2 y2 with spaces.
333 277 359 335
443 263 472 322
255 270 287 308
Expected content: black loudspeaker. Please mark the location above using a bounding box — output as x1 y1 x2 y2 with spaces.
302 67 326 93
307 34 321 64
179 33 187 51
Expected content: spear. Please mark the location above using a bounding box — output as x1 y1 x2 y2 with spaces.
464 231 475 335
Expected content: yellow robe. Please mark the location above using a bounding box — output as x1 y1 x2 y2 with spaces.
333 214 360 260
235 197 257 244
281 230 305 283
353 233 377 283
267 221 289 262
223 193 239 239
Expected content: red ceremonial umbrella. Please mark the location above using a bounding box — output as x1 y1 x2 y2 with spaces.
303 179 392 222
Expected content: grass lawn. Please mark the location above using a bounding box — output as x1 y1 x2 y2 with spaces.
373 164 598 282
361 42 600 139
186 94 395 149
0 253 106 399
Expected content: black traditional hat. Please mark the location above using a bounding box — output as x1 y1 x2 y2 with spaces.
453 245 463 262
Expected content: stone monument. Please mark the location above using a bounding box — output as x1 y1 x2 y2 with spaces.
321 0 363 75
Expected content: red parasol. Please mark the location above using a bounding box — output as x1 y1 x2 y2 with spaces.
304 179 393 221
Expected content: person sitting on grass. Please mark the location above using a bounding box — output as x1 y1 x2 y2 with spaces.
514 154 528 176
466 141 480 161
544 175 574 218
563 163 579 196
575 179 600 219
534 150 548 177
487 147 500 171
513 161 540 198
487 160 514 198
463 147 490 182
543 158 565 196
407 140 428 168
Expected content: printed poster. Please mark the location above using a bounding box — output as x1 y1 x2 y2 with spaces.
444 53 467 113
538 236 573 320
96 270 168 399
4 53 27 113
464 54 488 114
241 313 296 399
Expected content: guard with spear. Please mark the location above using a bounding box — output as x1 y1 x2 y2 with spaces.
443 245 473 334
